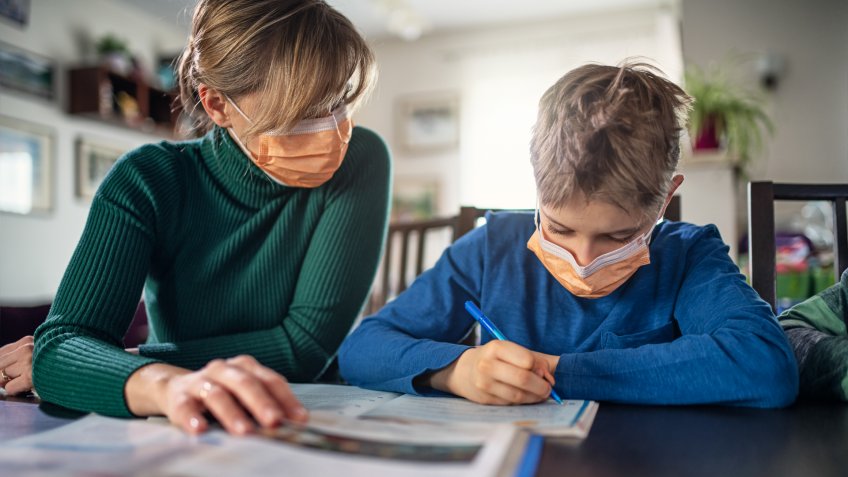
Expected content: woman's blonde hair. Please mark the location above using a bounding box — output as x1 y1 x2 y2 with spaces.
176 0 376 139
530 61 692 220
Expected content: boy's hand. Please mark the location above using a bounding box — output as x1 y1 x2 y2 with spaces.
428 341 556 405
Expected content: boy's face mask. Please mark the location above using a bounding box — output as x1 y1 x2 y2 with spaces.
226 96 352 188
527 208 659 298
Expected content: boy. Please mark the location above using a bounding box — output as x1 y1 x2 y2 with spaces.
339 62 798 407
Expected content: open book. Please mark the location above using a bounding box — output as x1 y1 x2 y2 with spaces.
0 385 596 477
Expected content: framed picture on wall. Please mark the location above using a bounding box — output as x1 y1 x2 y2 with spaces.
0 0 30 27
391 176 441 222
0 115 53 215
75 137 128 200
0 41 55 100
396 92 459 153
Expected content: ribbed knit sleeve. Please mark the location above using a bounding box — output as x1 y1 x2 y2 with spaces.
137 127 391 381
33 144 180 417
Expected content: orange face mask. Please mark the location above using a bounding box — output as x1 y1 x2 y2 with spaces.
227 97 353 188
527 210 656 298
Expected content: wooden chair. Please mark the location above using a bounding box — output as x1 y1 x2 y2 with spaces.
364 216 460 315
748 181 848 312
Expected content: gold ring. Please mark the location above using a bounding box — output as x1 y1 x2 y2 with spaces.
198 381 214 399
0 369 11 383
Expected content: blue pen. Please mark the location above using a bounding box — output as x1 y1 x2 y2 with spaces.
464 301 564 405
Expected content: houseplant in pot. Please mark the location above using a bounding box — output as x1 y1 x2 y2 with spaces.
95 34 132 75
684 64 774 176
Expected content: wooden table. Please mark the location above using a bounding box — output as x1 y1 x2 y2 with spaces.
2 394 846 476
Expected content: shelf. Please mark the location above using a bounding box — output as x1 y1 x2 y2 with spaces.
67 65 181 138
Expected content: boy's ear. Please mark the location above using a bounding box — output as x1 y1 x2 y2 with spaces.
659 174 684 219
198 84 233 128
668 174 685 197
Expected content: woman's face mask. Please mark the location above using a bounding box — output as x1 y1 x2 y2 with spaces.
225 95 352 188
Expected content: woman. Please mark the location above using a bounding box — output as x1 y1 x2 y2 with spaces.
33 0 390 435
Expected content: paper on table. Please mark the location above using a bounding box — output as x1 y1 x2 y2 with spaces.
364 394 598 437
287 384 597 437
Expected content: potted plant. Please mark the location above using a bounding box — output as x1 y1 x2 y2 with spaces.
684 64 774 175
95 34 131 75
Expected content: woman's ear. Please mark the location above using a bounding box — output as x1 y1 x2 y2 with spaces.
198 84 233 128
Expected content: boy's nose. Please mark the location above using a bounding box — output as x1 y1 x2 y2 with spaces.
570 241 601 267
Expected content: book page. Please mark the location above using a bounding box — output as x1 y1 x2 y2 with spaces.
0 414 521 477
289 383 399 417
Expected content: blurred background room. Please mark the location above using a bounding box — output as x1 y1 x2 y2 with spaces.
1 0 846 342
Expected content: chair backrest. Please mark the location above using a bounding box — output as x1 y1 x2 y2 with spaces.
364 216 459 315
748 181 848 311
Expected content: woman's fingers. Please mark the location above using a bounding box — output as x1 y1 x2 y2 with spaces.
0 340 34 394
203 360 283 429
169 393 208 435
4 375 33 395
195 380 254 435
0 343 32 371
0 336 33 356
226 356 308 423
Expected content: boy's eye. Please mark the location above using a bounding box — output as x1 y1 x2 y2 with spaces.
546 224 571 236
608 234 634 244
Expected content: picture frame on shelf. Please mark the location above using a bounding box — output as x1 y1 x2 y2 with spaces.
0 115 53 215
391 176 441 222
0 41 55 100
0 0 30 27
396 92 459 153
75 137 128 200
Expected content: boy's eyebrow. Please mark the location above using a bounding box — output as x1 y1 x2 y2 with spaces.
544 215 644 236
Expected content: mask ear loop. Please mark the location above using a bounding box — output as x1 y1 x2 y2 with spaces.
330 104 350 145
224 94 254 124
223 95 274 184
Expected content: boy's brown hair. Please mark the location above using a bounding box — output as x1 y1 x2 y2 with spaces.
530 61 692 219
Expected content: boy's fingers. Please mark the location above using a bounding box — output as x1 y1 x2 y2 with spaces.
490 341 535 370
478 359 551 399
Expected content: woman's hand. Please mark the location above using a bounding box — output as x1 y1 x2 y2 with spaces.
426 340 557 405
125 355 308 435
0 336 34 395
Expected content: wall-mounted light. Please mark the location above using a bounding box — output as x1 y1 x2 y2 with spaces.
373 0 430 41
756 52 786 91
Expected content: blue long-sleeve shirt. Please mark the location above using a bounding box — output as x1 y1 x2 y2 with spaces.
339 212 798 408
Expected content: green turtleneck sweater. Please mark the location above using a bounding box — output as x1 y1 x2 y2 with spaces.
33 126 391 417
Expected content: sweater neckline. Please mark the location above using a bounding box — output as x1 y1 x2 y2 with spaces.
200 127 293 207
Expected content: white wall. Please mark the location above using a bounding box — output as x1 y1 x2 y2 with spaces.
681 0 848 240
357 5 684 216
0 0 186 302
